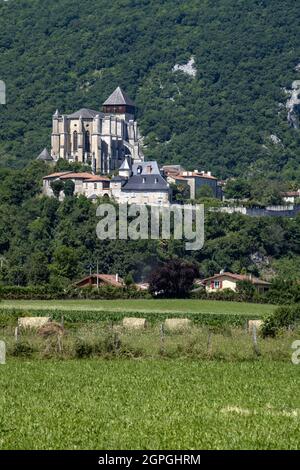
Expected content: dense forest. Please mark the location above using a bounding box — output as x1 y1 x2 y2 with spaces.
0 161 299 288
0 0 300 181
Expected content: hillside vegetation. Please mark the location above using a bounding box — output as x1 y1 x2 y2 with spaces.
0 0 300 180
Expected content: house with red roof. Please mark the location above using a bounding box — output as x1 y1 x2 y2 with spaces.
201 272 270 294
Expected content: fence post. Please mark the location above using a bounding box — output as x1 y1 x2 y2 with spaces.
207 329 212 354
160 323 165 354
0 341 5 364
252 324 260 356
14 326 19 342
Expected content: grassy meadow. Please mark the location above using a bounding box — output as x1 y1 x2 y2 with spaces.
0 298 275 316
0 359 299 450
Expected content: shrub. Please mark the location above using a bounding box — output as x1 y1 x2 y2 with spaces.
262 304 300 337
12 341 35 357
74 339 94 358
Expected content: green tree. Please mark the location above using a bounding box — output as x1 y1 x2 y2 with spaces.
50 180 64 199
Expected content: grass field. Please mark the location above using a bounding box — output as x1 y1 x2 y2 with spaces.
0 359 299 450
0 299 275 316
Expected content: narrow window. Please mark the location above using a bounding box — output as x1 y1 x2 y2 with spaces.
73 131 78 152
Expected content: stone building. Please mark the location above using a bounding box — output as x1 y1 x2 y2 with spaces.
42 159 170 206
163 165 222 199
50 87 144 173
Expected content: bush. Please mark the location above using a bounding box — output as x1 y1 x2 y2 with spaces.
12 341 35 357
74 339 94 358
262 305 300 337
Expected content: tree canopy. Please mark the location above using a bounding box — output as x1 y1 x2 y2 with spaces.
0 0 299 183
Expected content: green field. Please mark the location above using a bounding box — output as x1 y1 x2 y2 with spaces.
0 359 299 450
0 299 275 316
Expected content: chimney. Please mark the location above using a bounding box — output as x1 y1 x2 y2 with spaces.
116 273 119 283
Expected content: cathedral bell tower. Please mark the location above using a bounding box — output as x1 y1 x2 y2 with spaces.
102 86 136 121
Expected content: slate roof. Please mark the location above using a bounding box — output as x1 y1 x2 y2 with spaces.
119 157 131 170
67 108 103 119
37 148 53 161
103 87 135 107
132 161 161 175
122 174 169 192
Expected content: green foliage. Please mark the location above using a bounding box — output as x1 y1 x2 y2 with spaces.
196 184 214 199
50 180 64 198
262 304 300 337
63 179 75 197
0 0 300 183
265 279 300 304
0 306 266 328
236 280 256 301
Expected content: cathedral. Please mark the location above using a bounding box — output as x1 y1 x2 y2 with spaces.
50 87 144 174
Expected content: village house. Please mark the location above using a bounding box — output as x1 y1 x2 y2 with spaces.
201 272 271 294
163 165 222 199
281 190 300 204
74 274 124 289
42 159 171 206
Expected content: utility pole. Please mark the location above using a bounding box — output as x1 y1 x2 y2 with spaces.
97 259 99 289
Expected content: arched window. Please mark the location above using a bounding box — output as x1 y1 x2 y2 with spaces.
73 131 78 152
84 131 90 153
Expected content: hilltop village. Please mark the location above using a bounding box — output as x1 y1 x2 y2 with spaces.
39 87 221 205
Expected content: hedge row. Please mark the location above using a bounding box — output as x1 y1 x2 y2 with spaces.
0 308 261 328
0 285 150 300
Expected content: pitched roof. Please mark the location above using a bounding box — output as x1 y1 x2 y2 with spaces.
59 172 95 180
37 148 53 161
67 108 103 119
74 274 124 288
119 157 131 170
202 272 270 286
43 171 73 179
103 87 135 107
84 176 110 182
122 174 169 192
132 161 161 175
182 172 217 180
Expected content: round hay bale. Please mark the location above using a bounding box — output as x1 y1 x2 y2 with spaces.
248 320 263 334
122 317 148 330
18 317 50 330
165 318 192 332
38 322 65 338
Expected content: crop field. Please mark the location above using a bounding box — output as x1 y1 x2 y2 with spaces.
0 299 275 316
0 359 299 450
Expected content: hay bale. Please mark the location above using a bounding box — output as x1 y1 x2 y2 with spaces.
38 322 65 338
248 320 263 334
165 318 192 332
18 317 50 330
122 317 148 330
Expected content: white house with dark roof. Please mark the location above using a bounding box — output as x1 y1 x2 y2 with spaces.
42 158 170 205
50 86 144 174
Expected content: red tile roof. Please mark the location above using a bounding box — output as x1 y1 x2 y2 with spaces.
202 272 270 286
74 274 124 288
43 171 73 179
84 175 110 182
60 172 95 180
